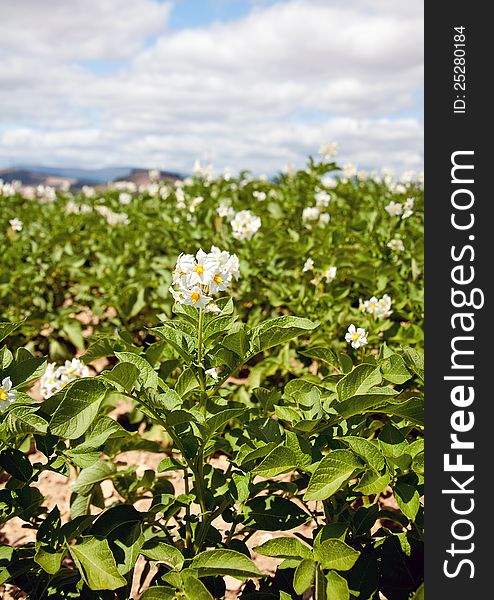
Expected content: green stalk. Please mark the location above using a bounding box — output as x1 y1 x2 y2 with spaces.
197 307 207 413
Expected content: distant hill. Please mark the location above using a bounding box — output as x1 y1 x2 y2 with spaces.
114 168 182 185
0 166 183 188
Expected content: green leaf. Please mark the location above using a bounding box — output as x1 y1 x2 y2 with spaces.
293 558 316 595
4 405 48 435
335 389 399 419
49 379 107 439
174 367 199 398
34 544 64 574
75 415 128 450
203 314 236 342
189 549 262 580
254 537 312 560
0 320 24 344
153 324 194 362
69 536 126 590
62 320 85 350
8 354 47 387
412 451 424 475
0 346 13 370
402 348 424 382
72 461 116 496
250 317 318 353
378 424 409 458
182 571 215 600
100 362 140 394
380 353 410 384
304 450 363 501
342 436 384 472
325 570 350 600
222 326 249 357
115 352 158 390
394 482 420 520
412 582 425 600
0 448 33 482
141 538 184 570
252 446 299 478
354 469 391 496
244 496 311 531
314 539 360 571
139 587 176 599
336 364 382 401
300 346 339 370
380 397 424 426
204 408 245 438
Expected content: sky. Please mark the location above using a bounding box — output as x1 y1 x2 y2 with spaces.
0 0 423 176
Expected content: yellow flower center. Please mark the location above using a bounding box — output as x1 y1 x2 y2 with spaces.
195 265 204 274
391 206 397 212
352 332 360 341
214 274 223 284
191 292 201 303
0 389 8 401
370 303 376 310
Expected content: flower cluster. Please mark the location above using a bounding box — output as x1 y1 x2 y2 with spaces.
170 246 239 310
95 205 130 226
358 294 393 319
319 142 338 160
302 206 330 227
0 377 17 412
217 202 235 219
65 200 92 215
388 238 405 253
385 197 414 219
315 190 331 208
230 210 261 241
345 324 368 349
119 192 133 205
39 358 90 400
9 218 23 232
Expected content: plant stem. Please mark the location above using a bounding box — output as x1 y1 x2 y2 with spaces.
197 307 207 413
183 468 193 551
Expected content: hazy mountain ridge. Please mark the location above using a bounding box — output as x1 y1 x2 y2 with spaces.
0 166 183 188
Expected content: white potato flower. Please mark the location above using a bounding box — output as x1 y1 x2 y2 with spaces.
315 190 331 208
9 218 23 232
345 324 368 349
319 143 338 160
217 202 234 219
342 163 357 178
303 257 314 272
319 213 330 226
360 294 393 319
39 359 90 400
388 238 405 252
170 247 239 310
149 169 160 182
230 210 261 241
205 367 222 379
119 192 132 205
321 175 338 189
402 197 414 219
302 206 320 224
0 377 17 412
324 266 337 282
385 201 403 216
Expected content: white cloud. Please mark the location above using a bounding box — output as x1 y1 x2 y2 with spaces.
0 0 423 175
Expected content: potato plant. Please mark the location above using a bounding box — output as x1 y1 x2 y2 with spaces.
0 156 423 599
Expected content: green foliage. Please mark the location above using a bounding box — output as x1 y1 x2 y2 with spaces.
0 157 423 598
